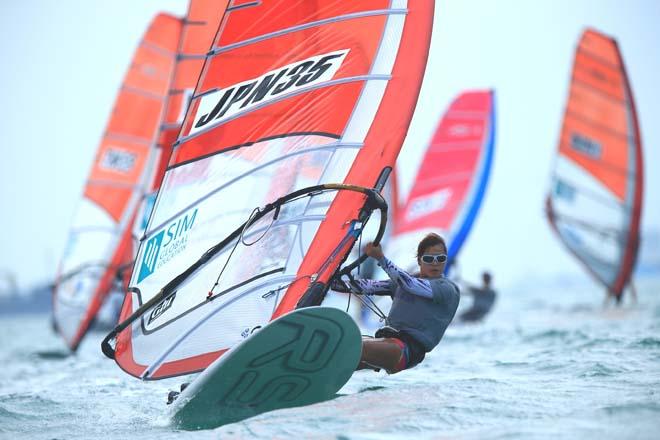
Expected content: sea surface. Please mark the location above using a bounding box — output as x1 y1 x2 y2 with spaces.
1 276 659 439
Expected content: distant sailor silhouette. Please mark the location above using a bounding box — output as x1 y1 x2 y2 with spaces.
457 271 496 323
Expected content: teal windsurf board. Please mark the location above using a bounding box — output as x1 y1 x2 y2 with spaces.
170 306 362 429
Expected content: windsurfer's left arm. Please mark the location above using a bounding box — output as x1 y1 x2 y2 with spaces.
363 242 434 299
377 256 434 299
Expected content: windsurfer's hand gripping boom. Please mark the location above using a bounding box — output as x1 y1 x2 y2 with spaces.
364 242 384 260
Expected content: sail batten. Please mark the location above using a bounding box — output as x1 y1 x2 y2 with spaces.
211 8 407 55
177 75 392 146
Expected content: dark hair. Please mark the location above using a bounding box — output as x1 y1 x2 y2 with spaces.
416 233 447 259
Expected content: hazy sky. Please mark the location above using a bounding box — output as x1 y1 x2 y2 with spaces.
1 1 658 292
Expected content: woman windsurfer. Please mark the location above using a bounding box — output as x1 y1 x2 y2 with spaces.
332 233 460 373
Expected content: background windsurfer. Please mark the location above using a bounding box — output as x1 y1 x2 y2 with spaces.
456 271 497 323
332 233 460 374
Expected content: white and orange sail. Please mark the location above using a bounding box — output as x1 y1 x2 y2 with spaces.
53 14 182 351
389 90 496 271
546 28 644 300
103 0 434 380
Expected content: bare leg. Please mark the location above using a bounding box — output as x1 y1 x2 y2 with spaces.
358 337 405 373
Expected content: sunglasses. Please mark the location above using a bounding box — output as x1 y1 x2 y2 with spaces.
421 254 447 264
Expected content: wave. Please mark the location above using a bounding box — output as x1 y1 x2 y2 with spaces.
602 401 660 415
522 329 590 344
0 399 40 434
629 337 660 348
578 362 626 378
0 403 37 422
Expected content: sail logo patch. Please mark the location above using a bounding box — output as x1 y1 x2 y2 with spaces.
138 230 164 283
554 179 576 202
406 188 453 221
147 292 176 325
449 122 482 137
100 148 137 173
190 49 349 135
570 133 601 159
137 207 199 283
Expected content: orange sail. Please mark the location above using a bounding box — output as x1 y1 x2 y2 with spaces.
546 28 644 299
132 1 227 242
52 14 182 351
104 0 434 380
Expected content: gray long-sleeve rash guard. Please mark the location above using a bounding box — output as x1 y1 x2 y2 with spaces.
336 257 460 352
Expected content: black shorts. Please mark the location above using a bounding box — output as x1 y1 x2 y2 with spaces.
374 326 426 368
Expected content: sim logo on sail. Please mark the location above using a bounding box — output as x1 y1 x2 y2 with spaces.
138 208 199 282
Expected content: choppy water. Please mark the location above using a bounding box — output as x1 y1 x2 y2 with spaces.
2 277 659 439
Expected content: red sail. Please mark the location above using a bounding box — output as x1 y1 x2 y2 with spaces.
113 0 434 379
391 90 495 269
